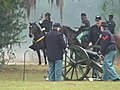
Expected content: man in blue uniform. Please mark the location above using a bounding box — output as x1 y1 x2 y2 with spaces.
76 13 90 45
45 23 66 81
107 15 116 34
100 22 119 81
88 15 102 79
78 13 90 33
88 15 102 45
39 12 53 33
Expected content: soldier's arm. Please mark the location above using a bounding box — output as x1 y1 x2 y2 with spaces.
59 33 66 50
88 27 93 43
39 20 44 28
85 20 90 27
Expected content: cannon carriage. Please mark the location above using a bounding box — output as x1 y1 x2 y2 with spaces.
62 45 103 81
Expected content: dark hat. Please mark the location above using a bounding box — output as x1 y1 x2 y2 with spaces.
109 15 113 18
53 23 61 27
95 15 101 21
101 22 108 27
81 13 86 16
45 12 51 16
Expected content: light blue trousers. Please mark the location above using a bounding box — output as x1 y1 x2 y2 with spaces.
48 60 63 81
102 51 119 81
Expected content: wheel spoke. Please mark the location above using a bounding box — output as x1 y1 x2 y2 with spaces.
64 66 73 76
63 64 71 68
66 55 76 63
76 66 84 75
71 67 74 79
75 67 78 79
75 50 82 56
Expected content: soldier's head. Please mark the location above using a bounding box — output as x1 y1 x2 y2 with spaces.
81 13 87 20
53 23 61 31
100 22 108 32
109 15 113 20
45 12 51 20
95 15 102 27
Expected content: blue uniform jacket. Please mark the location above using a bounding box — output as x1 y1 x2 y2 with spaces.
108 20 116 34
88 25 101 45
45 30 66 61
100 29 116 56
40 20 53 32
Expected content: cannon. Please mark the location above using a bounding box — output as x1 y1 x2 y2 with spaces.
62 45 103 81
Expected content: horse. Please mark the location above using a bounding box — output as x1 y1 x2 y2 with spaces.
61 26 120 50
61 26 89 58
29 22 47 65
61 26 89 48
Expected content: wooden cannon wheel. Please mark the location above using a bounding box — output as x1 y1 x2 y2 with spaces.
62 45 91 80
62 45 103 81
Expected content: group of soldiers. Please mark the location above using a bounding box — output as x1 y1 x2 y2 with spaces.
75 13 120 81
78 13 116 45
38 12 116 47
38 12 120 81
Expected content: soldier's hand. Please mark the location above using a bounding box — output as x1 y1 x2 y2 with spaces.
99 54 104 60
63 49 67 54
29 34 33 38
41 28 45 31
39 19 42 24
81 23 85 26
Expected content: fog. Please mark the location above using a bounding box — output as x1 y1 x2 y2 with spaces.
13 0 118 63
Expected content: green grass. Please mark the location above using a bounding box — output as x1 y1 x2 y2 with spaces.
0 65 120 90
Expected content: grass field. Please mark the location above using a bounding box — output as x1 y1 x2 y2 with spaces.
0 65 120 90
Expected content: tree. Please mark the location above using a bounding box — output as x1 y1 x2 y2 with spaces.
0 0 27 65
24 0 64 22
23 0 36 18
0 0 27 49
48 0 64 23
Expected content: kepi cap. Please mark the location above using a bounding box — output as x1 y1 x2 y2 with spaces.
53 23 61 27
95 15 101 21
81 13 86 16
109 15 113 18
45 12 51 16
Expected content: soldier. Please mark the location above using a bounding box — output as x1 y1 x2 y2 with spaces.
39 12 53 33
76 13 90 45
45 23 66 81
88 15 102 79
107 15 116 34
78 13 90 33
88 15 102 46
100 22 119 81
